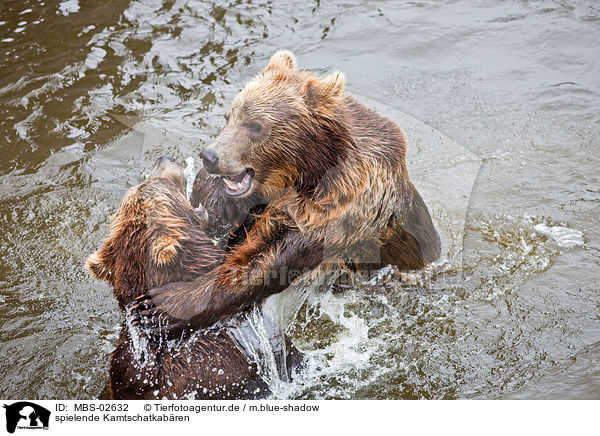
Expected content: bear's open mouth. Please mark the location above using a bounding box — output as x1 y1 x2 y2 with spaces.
222 168 254 196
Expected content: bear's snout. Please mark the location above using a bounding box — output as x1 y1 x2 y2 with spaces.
200 149 219 173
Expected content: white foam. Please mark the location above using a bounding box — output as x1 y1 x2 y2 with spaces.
58 0 79 16
14 107 42 141
282 288 384 399
84 47 106 70
366 265 395 285
534 223 584 248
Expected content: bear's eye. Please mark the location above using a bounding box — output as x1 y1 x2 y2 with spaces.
246 121 262 134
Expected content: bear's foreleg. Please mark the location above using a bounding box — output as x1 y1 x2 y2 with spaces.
132 218 324 335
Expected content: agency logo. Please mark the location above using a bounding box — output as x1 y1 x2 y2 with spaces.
2 402 50 434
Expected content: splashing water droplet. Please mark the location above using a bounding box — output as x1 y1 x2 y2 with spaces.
534 223 584 248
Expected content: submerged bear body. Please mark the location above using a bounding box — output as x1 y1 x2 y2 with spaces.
87 157 279 399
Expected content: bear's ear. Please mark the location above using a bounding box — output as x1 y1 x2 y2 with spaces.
85 251 111 282
264 50 297 72
150 235 180 266
305 71 346 108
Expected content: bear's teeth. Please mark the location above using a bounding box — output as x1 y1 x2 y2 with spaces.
223 171 252 196
223 178 240 191
194 204 208 220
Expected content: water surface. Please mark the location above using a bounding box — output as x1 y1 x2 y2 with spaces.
0 0 599 399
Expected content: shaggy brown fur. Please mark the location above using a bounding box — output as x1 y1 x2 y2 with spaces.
85 157 269 399
136 51 441 334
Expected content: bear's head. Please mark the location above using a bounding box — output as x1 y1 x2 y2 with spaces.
85 156 223 308
200 50 353 201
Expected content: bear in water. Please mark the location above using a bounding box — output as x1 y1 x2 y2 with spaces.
135 51 441 334
86 156 296 399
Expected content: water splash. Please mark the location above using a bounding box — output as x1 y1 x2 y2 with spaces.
184 156 195 199
534 223 584 248
124 316 153 368
58 0 80 16
226 304 290 398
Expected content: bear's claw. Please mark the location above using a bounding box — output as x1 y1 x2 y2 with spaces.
127 290 194 337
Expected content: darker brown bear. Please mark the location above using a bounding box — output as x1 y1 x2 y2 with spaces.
138 50 441 334
85 157 269 399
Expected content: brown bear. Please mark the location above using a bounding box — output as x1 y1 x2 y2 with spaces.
135 50 441 334
86 156 275 399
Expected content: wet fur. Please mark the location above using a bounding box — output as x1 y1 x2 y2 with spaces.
86 176 269 399
141 50 441 332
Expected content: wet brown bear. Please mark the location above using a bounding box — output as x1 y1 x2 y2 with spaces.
85 156 270 399
137 50 441 333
